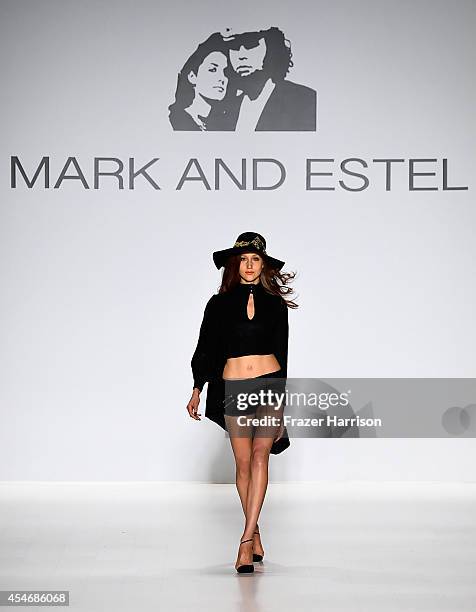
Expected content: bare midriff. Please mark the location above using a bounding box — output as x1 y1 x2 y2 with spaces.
222 354 281 380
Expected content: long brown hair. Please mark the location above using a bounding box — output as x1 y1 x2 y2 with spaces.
217 253 299 308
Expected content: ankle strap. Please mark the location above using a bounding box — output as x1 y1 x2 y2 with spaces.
240 538 253 544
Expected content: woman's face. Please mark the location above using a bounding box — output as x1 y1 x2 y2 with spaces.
239 252 263 282
188 51 228 101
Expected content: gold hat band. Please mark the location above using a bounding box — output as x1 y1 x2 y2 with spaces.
233 236 267 253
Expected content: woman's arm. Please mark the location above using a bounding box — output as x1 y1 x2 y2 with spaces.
191 295 219 392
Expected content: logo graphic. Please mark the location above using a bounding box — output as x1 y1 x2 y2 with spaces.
168 26 317 132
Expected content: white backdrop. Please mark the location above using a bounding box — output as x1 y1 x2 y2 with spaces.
1 0 475 481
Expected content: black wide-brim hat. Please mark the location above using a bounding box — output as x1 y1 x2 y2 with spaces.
212 232 285 270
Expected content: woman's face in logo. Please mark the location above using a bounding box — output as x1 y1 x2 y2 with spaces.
188 51 228 101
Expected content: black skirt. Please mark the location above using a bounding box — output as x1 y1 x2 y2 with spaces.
223 369 286 417
205 369 290 455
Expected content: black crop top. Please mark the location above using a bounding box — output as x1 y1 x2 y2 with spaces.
191 281 289 391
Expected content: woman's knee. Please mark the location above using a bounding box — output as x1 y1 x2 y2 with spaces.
251 445 271 467
235 454 251 475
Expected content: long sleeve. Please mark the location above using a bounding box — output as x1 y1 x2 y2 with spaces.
191 295 219 391
272 298 289 379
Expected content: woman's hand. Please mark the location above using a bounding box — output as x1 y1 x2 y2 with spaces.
187 388 202 421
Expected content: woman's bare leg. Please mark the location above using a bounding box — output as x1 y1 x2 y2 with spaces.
225 402 281 568
225 416 256 569
226 425 265 559
240 435 274 544
227 432 252 514
240 401 281 542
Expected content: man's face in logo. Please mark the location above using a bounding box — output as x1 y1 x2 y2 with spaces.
228 35 267 78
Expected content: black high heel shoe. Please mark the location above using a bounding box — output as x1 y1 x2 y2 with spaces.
253 530 264 562
236 538 254 573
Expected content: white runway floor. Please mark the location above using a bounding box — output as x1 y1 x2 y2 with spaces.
0 482 475 612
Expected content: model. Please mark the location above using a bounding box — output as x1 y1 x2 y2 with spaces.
186 231 298 573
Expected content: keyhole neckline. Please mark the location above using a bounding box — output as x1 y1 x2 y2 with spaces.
246 291 255 321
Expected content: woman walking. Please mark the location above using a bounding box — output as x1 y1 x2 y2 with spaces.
186 231 298 573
